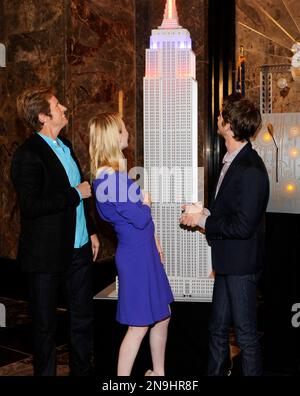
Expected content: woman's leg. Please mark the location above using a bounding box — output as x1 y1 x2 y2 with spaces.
117 326 149 376
147 316 170 376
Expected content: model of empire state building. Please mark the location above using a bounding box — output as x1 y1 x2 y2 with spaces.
143 0 213 301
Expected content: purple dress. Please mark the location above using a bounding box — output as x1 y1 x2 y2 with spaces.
93 171 173 326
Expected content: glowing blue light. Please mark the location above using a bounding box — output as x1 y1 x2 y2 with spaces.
150 33 192 50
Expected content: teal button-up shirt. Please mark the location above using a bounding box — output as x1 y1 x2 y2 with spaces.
37 133 89 248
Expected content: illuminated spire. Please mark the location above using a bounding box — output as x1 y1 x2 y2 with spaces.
159 0 181 29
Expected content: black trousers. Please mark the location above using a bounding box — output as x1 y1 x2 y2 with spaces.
28 243 94 376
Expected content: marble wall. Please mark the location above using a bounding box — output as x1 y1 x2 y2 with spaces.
0 0 135 260
68 0 136 172
0 0 67 259
236 0 300 111
67 0 136 260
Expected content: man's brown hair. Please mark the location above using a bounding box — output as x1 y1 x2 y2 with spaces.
222 93 262 141
17 87 54 131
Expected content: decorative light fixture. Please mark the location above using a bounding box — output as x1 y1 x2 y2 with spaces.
285 182 297 194
262 131 273 143
289 126 300 138
291 43 300 67
277 77 288 89
289 147 299 159
291 43 300 82
239 1 300 83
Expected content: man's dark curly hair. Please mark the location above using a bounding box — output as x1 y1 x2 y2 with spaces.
221 93 262 141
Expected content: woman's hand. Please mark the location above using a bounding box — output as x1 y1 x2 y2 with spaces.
90 233 100 262
142 190 152 207
155 235 165 264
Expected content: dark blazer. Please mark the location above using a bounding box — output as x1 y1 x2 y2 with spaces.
11 133 96 272
205 142 269 275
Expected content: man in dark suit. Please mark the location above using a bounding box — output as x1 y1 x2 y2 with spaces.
180 94 269 376
11 87 100 376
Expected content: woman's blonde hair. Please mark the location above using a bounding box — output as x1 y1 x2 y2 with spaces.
89 112 126 179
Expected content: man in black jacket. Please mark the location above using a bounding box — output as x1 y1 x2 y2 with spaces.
11 87 100 376
181 94 269 375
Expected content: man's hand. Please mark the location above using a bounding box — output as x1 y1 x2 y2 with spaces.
180 211 204 228
90 234 100 262
180 204 210 229
76 181 91 199
182 202 203 214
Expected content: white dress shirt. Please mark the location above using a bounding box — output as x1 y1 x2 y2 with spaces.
199 141 248 229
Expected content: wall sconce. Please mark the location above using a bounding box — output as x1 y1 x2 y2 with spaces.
262 131 273 143
277 77 288 89
289 126 300 138
277 77 290 98
285 182 297 195
289 147 299 159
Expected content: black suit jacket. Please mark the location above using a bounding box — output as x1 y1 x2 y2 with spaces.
205 142 269 275
11 133 96 272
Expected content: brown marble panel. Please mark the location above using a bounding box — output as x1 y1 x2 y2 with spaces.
70 73 134 163
135 0 151 168
0 137 21 258
0 1 4 40
177 0 208 60
3 0 65 36
67 0 135 261
69 0 135 70
0 1 68 260
68 0 136 170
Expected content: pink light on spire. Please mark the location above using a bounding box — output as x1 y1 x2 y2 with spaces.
159 0 181 29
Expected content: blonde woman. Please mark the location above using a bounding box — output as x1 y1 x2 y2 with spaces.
89 113 173 376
